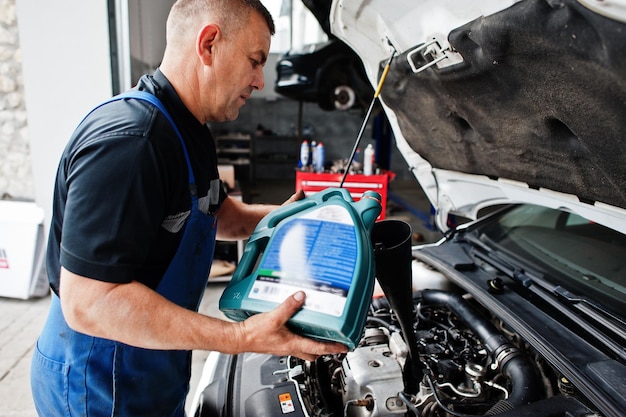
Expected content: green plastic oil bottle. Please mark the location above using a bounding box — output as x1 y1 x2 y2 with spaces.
219 187 382 349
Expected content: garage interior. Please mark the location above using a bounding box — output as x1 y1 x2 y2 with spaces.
1 1 441 416
118 0 442 270
5 0 626 416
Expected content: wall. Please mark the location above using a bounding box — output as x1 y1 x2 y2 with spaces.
0 0 31 200
128 0 175 84
15 0 113 229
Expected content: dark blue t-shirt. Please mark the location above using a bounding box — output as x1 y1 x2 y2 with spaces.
47 70 226 295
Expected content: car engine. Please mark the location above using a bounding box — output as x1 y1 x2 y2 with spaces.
283 286 556 417
194 260 600 417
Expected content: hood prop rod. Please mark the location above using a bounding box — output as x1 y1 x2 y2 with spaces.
340 42 397 187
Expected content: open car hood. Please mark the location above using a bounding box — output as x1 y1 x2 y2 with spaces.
328 0 626 233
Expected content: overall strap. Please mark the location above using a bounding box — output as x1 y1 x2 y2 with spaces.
83 90 197 190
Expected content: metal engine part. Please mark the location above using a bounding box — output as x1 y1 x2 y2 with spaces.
340 342 406 416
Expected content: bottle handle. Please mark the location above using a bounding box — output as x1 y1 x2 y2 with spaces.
230 236 267 284
358 191 383 230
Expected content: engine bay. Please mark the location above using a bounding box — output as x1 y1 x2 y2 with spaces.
283 280 596 416
194 256 610 417
194 213 623 417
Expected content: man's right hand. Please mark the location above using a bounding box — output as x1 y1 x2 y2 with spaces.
234 291 348 361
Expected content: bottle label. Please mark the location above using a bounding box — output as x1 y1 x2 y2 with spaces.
249 205 357 317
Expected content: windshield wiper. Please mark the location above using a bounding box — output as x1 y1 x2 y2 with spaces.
463 231 626 360
552 285 626 338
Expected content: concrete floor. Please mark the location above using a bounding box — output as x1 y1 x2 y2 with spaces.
0 283 226 417
0 178 438 417
0 295 49 417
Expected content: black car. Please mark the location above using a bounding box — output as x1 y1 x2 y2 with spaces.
191 0 626 416
274 38 372 111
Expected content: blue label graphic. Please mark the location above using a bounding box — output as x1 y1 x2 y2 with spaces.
258 218 357 293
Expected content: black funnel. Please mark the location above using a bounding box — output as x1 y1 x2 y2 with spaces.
371 219 423 392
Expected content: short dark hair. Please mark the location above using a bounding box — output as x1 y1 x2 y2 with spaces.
167 0 275 42
241 0 275 35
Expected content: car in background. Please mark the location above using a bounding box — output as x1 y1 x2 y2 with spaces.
274 38 372 111
191 1 626 416
273 0 372 111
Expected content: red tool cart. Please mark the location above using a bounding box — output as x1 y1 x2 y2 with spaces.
296 171 394 220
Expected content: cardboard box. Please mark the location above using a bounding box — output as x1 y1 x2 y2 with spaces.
0 201 48 299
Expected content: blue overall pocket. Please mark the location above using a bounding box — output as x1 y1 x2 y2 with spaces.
31 342 70 417
111 345 190 416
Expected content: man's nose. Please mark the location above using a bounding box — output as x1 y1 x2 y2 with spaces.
252 68 265 91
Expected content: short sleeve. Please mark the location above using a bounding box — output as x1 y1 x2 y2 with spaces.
60 132 166 283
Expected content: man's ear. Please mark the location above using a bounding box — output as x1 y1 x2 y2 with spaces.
197 24 219 65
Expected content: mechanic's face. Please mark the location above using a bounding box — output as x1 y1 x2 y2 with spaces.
211 11 270 122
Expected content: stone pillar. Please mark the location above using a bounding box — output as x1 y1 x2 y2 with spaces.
0 0 33 200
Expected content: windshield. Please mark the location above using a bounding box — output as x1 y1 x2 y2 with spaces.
473 204 626 319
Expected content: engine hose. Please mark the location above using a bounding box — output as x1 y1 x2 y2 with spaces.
366 316 401 333
420 290 544 407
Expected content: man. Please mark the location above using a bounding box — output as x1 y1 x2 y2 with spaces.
30 1 347 415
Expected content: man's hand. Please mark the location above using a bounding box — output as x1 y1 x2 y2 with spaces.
281 189 305 206
235 291 348 361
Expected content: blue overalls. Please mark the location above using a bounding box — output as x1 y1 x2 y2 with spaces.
31 91 217 416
